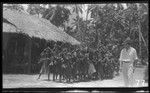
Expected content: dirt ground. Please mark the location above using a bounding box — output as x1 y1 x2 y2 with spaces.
3 67 148 88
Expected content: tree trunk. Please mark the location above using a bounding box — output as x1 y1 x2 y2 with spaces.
138 22 148 62
95 6 99 49
76 5 81 41
138 21 142 60
139 26 148 53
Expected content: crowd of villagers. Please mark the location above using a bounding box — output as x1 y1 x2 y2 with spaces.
37 41 119 83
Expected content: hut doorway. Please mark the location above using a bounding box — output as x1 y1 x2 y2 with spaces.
3 33 28 74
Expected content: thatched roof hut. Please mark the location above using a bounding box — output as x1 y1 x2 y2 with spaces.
3 9 80 45
3 9 80 74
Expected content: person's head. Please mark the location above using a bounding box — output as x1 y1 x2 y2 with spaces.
123 37 131 49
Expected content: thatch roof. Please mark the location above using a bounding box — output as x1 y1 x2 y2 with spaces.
3 9 80 45
3 22 17 33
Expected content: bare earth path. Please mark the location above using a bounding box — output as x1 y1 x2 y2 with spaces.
3 67 148 88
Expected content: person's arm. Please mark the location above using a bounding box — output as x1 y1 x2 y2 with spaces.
120 61 123 69
119 50 123 70
133 49 139 67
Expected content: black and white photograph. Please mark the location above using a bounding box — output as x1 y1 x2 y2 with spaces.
2 3 149 88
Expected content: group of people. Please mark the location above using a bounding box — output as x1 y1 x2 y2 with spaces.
37 37 147 87
37 42 118 83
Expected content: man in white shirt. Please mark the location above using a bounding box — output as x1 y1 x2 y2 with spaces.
119 37 139 87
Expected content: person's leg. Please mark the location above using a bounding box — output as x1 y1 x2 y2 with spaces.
53 67 56 81
128 65 134 87
48 66 50 81
37 72 42 79
48 71 50 81
59 74 62 82
122 63 129 87
37 65 44 79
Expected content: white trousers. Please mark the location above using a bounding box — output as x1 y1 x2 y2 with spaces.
122 62 134 87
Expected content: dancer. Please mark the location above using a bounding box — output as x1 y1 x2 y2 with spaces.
37 46 52 80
